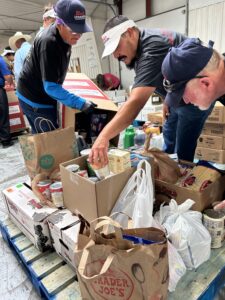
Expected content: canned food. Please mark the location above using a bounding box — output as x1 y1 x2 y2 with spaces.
50 182 64 208
88 177 99 182
77 170 88 178
86 159 97 177
91 163 110 180
80 148 92 156
65 164 80 173
37 180 51 200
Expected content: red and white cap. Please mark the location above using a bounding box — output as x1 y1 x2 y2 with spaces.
101 20 137 59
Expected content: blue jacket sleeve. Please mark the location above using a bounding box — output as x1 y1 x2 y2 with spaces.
43 81 86 110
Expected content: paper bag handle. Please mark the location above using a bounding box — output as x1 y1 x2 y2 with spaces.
78 248 115 280
90 216 123 239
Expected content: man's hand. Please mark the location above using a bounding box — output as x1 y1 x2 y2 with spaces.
89 136 109 168
163 103 170 121
81 100 97 114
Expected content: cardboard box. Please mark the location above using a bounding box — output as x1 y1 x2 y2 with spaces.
62 73 118 146
2 183 57 251
60 156 136 222
206 102 225 123
47 209 80 268
202 123 225 137
155 166 225 211
147 112 163 125
197 135 225 150
195 147 225 164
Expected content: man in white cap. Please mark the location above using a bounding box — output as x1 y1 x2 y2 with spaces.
16 0 96 133
9 31 32 83
89 15 214 166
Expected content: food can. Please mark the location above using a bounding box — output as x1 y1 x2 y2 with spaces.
203 209 225 248
86 159 97 177
50 182 64 208
37 180 51 200
65 164 80 173
80 148 92 157
77 170 88 178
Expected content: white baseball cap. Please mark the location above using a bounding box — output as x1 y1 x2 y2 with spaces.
43 8 56 20
101 20 137 58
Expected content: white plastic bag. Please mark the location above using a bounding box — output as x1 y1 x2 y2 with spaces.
111 160 154 228
155 199 211 270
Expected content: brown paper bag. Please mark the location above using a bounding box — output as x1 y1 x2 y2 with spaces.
19 127 78 179
75 217 169 300
143 148 181 183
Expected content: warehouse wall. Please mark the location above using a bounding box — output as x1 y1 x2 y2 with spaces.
189 0 225 52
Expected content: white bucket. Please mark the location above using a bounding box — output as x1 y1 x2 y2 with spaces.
203 209 225 248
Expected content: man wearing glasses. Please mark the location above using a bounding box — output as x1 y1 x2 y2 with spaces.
89 16 213 166
162 38 225 111
17 0 96 133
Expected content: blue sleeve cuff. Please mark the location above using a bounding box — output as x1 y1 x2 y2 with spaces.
43 80 86 110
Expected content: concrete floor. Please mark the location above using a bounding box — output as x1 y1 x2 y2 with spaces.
0 139 40 300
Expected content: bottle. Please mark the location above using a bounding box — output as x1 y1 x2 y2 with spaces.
134 128 146 147
123 125 135 149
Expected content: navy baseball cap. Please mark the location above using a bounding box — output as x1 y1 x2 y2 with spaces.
54 0 92 33
162 38 213 107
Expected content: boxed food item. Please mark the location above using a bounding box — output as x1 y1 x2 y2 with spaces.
197 134 225 150
202 123 225 137
2 183 58 251
155 162 225 211
195 147 225 164
147 112 163 125
47 209 80 268
7 91 26 133
60 156 136 222
108 148 131 174
206 102 225 123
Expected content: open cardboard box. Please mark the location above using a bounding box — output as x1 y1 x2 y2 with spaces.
60 155 136 222
62 73 119 146
155 160 225 211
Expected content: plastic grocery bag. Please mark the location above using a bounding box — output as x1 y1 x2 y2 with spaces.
155 199 211 270
111 160 154 228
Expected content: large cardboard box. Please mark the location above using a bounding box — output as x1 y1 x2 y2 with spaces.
155 171 225 212
3 183 57 251
206 102 225 123
48 209 80 268
197 135 225 150
62 73 118 146
202 123 225 137
60 156 136 222
195 147 225 164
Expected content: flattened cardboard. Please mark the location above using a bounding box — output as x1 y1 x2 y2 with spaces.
3 183 57 251
60 156 136 222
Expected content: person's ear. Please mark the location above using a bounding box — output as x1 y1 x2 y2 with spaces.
200 77 213 91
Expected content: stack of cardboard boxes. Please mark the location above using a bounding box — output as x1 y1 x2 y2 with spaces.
195 102 225 163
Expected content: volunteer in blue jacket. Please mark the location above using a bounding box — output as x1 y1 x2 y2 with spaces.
0 56 14 147
17 0 96 133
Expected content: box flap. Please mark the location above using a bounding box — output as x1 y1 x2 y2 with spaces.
63 73 118 112
48 209 79 230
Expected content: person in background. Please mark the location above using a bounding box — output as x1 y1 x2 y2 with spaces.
9 32 32 83
16 0 97 134
1 46 15 74
96 73 120 90
162 38 225 111
89 15 214 166
36 4 56 37
43 5 56 29
0 55 14 147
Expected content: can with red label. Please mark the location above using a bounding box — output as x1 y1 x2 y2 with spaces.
37 180 51 200
50 181 64 208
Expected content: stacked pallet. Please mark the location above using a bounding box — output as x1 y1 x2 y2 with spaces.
196 102 225 163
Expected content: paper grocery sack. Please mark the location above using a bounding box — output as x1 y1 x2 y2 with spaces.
76 218 169 300
19 127 78 179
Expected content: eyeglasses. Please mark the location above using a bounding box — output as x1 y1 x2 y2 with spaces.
163 76 207 93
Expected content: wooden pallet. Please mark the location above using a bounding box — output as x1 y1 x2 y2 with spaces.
0 218 82 300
